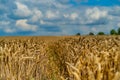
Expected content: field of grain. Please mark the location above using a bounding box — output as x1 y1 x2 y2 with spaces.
0 36 120 80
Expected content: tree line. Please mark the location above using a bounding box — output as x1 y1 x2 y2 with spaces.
76 27 120 35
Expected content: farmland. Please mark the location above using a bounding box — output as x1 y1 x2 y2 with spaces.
0 36 120 80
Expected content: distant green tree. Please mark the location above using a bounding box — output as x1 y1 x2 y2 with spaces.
117 28 120 35
97 32 105 35
89 32 94 35
76 33 80 36
110 29 117 35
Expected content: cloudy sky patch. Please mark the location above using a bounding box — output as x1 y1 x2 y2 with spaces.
0 0 120 35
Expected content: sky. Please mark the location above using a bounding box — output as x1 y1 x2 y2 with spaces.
0 0 120 36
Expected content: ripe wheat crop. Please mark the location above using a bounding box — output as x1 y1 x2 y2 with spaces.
0 36 120 80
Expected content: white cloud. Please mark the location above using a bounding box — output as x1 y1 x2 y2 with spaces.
40 20 55 25
117 23 120 28
33 0 55 4
53 1 71 9
15 2 31 17
31 8 43 22
0 21 10 25
63 14 69 18
114 6 120 12
40 20 46 24
4 28 16 33
16 19 37 31
46 10 59 19
86 7 108 20
110 6 120 16
70 13 78 20
63 13 78 21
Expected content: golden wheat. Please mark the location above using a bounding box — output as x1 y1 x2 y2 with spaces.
0 36 120 80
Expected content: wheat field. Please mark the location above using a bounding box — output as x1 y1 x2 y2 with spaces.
0 36 120 80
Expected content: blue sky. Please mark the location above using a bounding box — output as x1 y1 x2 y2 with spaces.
0 0 120 36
